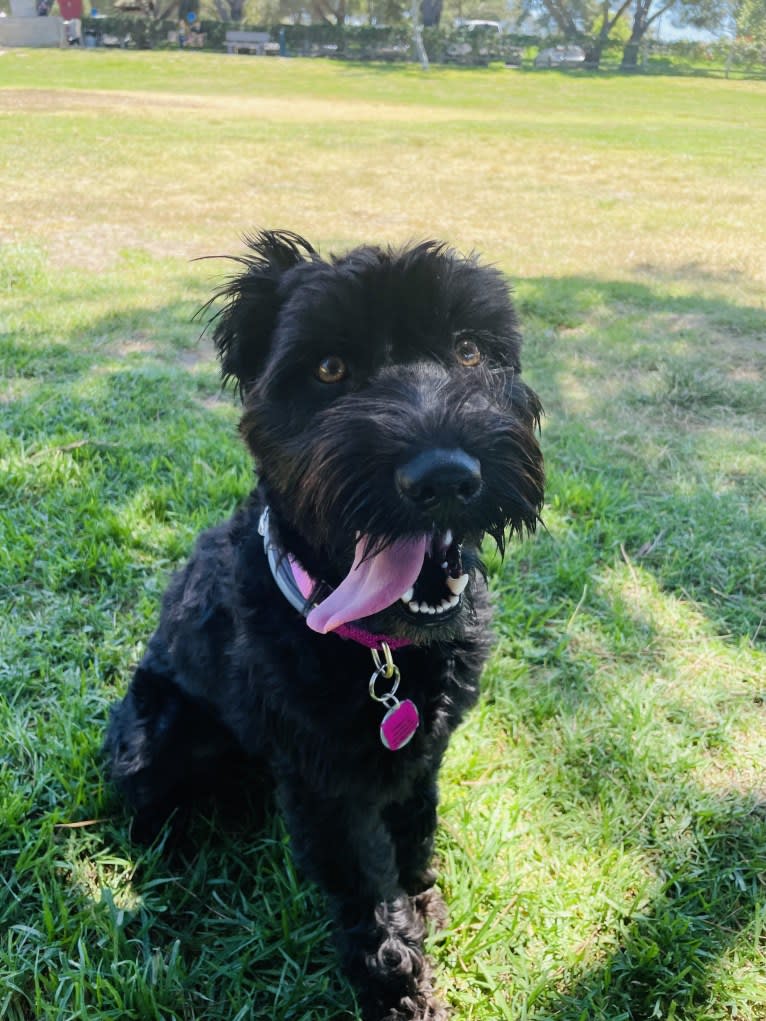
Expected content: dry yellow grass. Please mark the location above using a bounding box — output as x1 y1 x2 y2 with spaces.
2 51 765 299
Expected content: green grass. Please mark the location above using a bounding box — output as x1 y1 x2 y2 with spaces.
1 52 765 1021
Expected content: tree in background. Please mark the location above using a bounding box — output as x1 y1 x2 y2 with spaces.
527 0 628 63
584 0 634 64
676 0 766 73
211 0 246 17
421 0 441 24
235 0 303 19
679 0 766 40
617 0 738 66
532 0 589 38
524 0 747 66
232 0 413 23
242 0 499 27
740 0 766 39
111 0 756 45
621 0 677 66
113 0 188 21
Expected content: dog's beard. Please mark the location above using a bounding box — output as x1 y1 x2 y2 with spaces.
247 365 543 639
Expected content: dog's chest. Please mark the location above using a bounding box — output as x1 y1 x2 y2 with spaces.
259 633 475 784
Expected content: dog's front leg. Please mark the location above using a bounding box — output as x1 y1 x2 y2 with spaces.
384 779 439 896
384 783 449 934
277 780 447 1021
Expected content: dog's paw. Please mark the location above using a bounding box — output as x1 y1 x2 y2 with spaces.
377 990 448 1021
365 934 424 997
412 887 449 933
364 933 447 1021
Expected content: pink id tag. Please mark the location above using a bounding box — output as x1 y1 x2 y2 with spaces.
380 698 420 751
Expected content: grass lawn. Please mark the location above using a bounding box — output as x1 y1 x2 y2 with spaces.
1 50 765 1021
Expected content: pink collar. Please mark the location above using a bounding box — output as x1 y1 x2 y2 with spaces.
330 623 412 650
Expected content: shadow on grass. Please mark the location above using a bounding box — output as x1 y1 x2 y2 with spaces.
557 64 766 81
512 274 766 646
334 58 766 82
1 289 248 705
483 274 766 1015
542 786 766 1020
519 647 766 1018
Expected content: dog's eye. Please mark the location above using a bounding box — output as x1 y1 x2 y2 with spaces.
316 356 348 384
455 338 482 368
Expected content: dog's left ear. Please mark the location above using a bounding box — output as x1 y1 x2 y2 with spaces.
208 230 317 396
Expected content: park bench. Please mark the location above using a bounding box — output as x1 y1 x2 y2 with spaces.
224 30 280 55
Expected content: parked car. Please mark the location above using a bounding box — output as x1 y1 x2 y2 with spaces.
461 20 501 33
534 45 586 68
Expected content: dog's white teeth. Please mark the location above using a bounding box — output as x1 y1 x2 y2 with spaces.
443 529 453 548
446 573 469 596
400 587 415 604
406 595 462 616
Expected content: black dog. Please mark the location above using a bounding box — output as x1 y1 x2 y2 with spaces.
106 230 544 1020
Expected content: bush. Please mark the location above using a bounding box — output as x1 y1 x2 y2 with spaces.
423 26 529 66
79 16 536 65
81 15 176 47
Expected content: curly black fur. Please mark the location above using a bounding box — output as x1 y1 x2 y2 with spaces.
105 230 544 1020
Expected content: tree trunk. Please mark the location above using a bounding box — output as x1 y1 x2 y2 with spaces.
622 0 649 67
420 0 441 28
621 0 674 68
621 39 641 67
586 0 633 68
311 0 346 23
584 39 604 66
154 0 178 19
540 0 580 40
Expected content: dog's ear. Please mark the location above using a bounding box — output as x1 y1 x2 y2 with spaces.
208 230 317 396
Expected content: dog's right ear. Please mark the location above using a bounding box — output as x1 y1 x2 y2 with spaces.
207 230 317 396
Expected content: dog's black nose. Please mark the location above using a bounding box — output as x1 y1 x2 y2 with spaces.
396 449 482 511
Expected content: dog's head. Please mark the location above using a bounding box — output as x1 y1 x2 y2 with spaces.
209 229 544 644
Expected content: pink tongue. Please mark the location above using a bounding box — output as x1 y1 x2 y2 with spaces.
304 534 428 634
